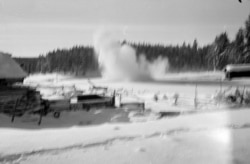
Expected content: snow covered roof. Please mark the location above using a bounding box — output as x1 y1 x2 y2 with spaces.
0 53 27 79
225 64 250 72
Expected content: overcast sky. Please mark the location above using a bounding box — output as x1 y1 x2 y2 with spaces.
0 0 250 57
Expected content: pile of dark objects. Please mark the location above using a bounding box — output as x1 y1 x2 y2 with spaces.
0 79 44 123
214 86 250 105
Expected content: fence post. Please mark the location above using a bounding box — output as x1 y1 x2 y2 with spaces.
194 84 198 109
11 99 19 123
220 79 222 93
218 79 223 108
241 85 246 104
38 107 43 125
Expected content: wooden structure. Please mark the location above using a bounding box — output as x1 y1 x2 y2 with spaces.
71 94 115 111
0 53 38 122
0 86 41 122
120 102 145 112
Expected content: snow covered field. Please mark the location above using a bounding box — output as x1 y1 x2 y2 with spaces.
1 72 250 164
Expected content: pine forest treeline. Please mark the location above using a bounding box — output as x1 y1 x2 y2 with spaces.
11 14 250 75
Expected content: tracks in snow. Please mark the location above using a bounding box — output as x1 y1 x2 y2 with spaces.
1 123 250 164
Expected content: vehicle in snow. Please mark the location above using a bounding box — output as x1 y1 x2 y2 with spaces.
224 64 250 80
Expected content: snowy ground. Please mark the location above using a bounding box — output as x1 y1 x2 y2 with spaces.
1 72 250 164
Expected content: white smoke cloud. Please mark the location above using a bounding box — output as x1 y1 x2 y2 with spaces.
148 56 169 78
93 29 169 81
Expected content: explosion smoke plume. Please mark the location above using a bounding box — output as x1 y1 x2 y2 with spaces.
93 30 168 81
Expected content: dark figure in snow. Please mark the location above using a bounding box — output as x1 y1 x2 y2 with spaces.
154 94 159 102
